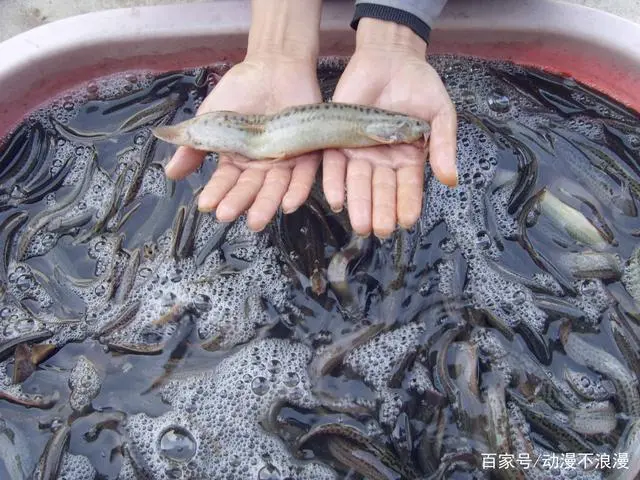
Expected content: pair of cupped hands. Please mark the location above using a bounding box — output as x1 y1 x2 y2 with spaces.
164 21 458 239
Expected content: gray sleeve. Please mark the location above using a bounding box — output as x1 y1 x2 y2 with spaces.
351 0 448 43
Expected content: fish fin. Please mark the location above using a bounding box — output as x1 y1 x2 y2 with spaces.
362 123 402 144
264 152 289 162
212 111 266 133
242 123 266 134
151 125 188 145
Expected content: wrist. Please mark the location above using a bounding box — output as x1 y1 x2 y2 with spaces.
246 0 322 64
354 17 427 58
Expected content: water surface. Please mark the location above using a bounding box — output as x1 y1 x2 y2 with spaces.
0 56 639 480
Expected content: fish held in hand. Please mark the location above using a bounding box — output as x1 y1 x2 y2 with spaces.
151 102 431 161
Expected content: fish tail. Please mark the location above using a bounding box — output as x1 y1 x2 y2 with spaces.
151 124 190 146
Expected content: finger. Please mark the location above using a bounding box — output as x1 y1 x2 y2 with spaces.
372 166 397 239
429 105 458 187
282 153 320 214
342 147 390 167
247 167 291 231
322 149 347 212
346 157 373 236
215 168 266 222
165 146 206 180
397 164 425 229
342 145 423 170
198 161 241 212
228 156 297 172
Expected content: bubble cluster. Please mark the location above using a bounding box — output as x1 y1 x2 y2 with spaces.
420 119 549 336
489 172 519 239
564 367 611 402
531 273 564 296
68 355 101 411
5 262 53 314
470 328 514 387
0 304 40 341
466 258 547 333
58 453 96 479
345 322 426 426
139 164 168 198
59 144 95 186
570 279 611 324
97 220 290 351
123 339 335 479
30 70 155 130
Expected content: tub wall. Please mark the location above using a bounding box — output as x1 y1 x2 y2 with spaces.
1 0 639 43
0 0 639 135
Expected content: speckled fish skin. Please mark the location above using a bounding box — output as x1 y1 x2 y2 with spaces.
537 189 608 250
622 245 640 304
151 102 431 160
607 418 640 480
560 323 640 417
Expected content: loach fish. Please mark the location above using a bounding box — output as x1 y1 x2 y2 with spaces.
560 321 640 417
567 400 617 436
151 103 431 161
558 251 622 280
608 418 640 480
622 246 640 305
536 189 609 250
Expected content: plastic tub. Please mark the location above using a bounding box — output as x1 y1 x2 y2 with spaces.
0 0 639 136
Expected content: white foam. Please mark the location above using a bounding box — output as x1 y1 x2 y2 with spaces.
345 322 425 426
68 355 101 411
123 338 336 479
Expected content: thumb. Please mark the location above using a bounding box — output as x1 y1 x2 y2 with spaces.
331 59 383 104
428 105 458 187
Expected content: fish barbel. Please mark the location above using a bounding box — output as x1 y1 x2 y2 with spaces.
151 102 431 160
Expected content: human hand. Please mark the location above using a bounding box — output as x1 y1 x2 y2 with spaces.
323 18 458 238
164 0 323 232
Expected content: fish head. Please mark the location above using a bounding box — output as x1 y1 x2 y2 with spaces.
393 117 431 144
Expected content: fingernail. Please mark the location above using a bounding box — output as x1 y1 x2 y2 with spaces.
281 201 297 214
197 194 213 213
215 203 235 222
281 195 300 214
398 219 417 230
282 206 299 215
329 203 343 213
247 210 270 232
353 226 372 238
247 221 266 233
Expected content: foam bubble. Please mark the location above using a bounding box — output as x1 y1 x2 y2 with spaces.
124 338 335 479
345 322 425 426
69 355 101 411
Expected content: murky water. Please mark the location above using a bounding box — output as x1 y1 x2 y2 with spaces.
1 56 640 480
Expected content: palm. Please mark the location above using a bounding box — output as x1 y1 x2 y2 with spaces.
165 58 322 231
323 50 457 237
